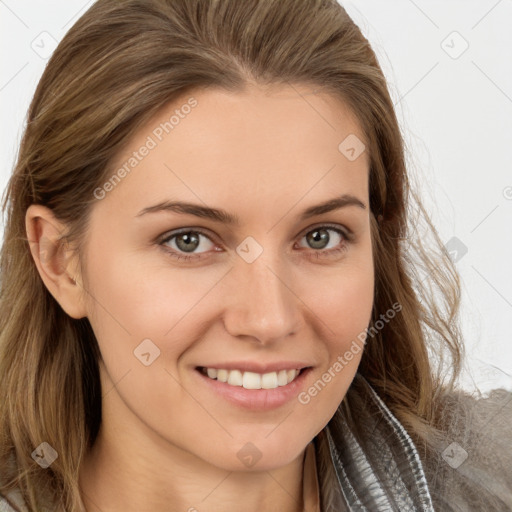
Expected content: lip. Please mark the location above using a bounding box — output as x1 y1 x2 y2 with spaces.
196 361 311 373
194 366 313 411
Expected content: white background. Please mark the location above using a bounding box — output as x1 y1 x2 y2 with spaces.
1 0 511 394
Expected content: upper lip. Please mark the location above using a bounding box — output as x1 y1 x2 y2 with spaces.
197 361 312 374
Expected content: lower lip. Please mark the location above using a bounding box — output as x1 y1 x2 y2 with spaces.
194 367 312 411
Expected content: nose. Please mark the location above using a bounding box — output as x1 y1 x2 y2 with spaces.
221 248 303 346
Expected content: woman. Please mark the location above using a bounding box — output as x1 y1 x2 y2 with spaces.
0 0 510 510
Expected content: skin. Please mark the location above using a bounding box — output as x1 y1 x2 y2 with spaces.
26 83 374 512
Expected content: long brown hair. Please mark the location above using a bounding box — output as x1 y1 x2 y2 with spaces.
0 0 463 510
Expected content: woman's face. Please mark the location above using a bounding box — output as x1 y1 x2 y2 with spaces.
80 83 374 472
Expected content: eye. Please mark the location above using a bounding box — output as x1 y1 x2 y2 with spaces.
158 224 352 262
296 225 350 259
159 228 217 261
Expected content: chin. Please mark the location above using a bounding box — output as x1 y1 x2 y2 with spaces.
197 434 311 473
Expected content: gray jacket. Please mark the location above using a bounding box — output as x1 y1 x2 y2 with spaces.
315 373 512 511
1 373 511 511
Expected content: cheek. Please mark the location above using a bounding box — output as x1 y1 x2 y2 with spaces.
333 267 374 347
294 253 374 414
298 249 375 342
320 269 374 324
83 243 228 370
82 252 213 427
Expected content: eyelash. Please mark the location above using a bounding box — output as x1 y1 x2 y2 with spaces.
158 224 352 263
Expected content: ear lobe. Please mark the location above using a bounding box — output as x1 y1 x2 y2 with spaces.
25 204 87 319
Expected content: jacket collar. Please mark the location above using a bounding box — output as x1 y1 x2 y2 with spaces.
313 373 435 511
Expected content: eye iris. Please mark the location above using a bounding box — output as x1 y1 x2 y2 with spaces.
307 229 329 249
175 232 200 252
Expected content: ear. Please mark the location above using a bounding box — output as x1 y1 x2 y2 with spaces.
25 204 88 319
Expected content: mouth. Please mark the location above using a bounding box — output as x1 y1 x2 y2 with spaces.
196 366 309 390
194 365 313 410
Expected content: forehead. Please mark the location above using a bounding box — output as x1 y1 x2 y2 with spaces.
95 83 369 219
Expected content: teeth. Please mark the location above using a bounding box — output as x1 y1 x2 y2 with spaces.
227 370 243 386
261 371 278 389
201 367 301 389
243 371 261 389
207 368 218 379
277 370 288 386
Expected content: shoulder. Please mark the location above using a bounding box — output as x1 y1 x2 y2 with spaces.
424 386 512 511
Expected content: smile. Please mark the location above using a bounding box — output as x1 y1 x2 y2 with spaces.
199 367 303 389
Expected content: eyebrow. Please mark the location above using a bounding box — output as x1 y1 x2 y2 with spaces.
135 194 366 225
